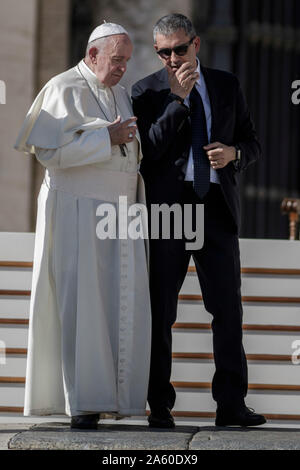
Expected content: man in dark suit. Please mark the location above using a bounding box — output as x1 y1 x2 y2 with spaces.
132 13 266 428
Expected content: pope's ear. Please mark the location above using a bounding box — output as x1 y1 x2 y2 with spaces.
88 46 98 62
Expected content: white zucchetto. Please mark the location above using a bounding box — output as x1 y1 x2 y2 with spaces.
88 22 129 43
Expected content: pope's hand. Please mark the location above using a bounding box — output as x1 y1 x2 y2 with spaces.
108 116 137 146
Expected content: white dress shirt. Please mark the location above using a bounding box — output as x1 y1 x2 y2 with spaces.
184 60 220 184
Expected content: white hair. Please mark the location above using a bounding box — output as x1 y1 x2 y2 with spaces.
85 37 111 57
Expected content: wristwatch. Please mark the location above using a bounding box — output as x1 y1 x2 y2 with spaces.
233 145 241 170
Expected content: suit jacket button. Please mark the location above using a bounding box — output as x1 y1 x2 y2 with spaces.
177 174 184 181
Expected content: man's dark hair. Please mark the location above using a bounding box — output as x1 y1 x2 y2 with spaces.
153 13 196 42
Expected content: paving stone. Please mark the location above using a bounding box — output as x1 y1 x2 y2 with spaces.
0 424 32 450
6 423 300 450
8 423 198 450
190 426 300 450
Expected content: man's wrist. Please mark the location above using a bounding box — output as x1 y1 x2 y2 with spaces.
169 93 185 105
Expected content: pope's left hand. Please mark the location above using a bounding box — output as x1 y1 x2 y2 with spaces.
203 142 235 169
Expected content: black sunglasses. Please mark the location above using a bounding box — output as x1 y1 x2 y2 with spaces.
156 37 195 59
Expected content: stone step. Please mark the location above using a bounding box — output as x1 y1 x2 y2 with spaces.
6 423 300 450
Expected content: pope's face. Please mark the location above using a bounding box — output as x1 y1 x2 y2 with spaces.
92 34 133 87
154 29 200 72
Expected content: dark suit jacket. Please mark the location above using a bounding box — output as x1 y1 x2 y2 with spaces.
132 65 261 232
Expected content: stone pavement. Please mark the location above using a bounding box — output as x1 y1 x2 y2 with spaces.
1 422 300 450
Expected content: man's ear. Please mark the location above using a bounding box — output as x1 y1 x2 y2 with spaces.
194 36 201 54
88 47 98 64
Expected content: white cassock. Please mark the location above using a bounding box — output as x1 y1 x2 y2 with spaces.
15 59 151 417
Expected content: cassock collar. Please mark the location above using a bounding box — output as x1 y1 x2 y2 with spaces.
77 59 107 90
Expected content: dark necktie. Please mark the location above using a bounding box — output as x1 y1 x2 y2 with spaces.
189 86 210 198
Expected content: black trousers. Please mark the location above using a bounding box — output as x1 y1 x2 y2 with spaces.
147 182 248 411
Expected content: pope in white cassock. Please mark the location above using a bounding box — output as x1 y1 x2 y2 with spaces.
15 23 152 429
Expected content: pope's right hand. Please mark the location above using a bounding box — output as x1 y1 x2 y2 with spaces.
108 116 137 146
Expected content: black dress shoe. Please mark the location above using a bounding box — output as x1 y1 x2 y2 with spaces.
70 413 100 430
215 405 266 427
148 407 175 429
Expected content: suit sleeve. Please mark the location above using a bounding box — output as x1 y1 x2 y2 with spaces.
233 79 261 172
132 84 190 162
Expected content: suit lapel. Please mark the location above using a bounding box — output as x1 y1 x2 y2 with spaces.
200 65 218 143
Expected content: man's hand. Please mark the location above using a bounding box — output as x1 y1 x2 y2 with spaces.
204 142 236 169
167 62 199 99
108 116 137 146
